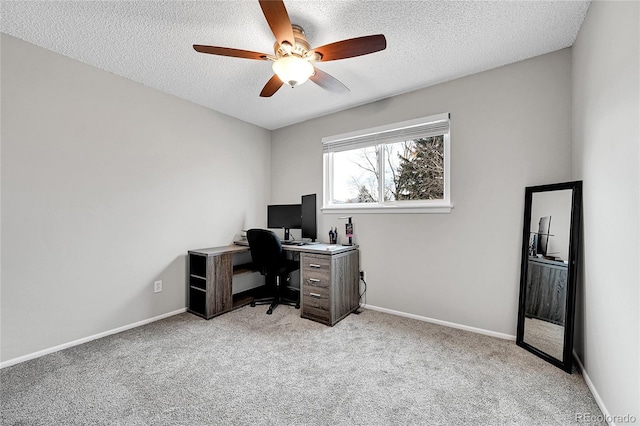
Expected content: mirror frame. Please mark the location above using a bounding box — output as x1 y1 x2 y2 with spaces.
516 180 582 373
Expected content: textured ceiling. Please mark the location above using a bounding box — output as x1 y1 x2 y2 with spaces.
1 1 590 130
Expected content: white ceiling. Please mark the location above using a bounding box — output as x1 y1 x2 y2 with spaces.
1 1 590 130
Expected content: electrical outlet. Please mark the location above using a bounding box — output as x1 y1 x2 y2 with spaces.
154 280 162 293
360 271 366 281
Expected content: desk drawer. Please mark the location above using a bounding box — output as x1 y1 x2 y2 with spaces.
301 255 331 271
302 285 330 323
301 254 331 288
302 305 331 324
302 285 329 308
302 270 330 288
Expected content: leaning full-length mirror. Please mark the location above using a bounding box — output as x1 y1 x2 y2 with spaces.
516 181 582 373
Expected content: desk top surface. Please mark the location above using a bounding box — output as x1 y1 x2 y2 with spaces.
189 243 357 256
528 256 568 268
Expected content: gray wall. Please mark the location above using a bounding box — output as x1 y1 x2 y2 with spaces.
271 49 572 336
572 0 639 419
1 34 271 362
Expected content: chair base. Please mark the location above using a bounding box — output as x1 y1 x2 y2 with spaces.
251 272 300 315
251 293 300 314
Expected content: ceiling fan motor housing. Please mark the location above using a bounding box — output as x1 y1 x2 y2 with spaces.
271 25 318 87
273 25 318 61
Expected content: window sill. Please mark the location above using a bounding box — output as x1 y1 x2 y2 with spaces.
321 203 453 214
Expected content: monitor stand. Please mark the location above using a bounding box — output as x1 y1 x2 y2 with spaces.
283 228 291 241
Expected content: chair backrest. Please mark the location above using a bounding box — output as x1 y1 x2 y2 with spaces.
246 229 285 276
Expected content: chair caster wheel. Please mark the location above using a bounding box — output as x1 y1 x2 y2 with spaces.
267 309 273 315
250 302 256 307
295 304 300 309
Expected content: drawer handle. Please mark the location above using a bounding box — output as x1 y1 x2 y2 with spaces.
309 292 322 298
309 263 321 268
308 278 321 283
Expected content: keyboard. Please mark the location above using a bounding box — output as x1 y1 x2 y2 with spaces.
281 241 304 246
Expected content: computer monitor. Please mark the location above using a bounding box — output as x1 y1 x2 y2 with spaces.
301 194 317 242
267 204 301 241
537 216 551 256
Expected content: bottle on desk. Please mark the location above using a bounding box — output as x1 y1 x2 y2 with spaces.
329 227 338 244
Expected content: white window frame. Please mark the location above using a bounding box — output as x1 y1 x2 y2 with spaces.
322 113 452 214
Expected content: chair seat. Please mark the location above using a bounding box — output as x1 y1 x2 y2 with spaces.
247 229 301 315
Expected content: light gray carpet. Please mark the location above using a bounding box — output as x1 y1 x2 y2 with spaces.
1 307 603 425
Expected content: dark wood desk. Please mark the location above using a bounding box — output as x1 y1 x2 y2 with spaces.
187 244 360 326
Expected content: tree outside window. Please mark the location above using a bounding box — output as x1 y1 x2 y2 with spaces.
332 136 444 204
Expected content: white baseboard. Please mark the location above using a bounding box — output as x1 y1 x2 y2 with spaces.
573 350 615 426
0 308 187 369
362 304 516 341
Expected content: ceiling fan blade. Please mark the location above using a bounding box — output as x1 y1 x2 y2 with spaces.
313 34 387 62
193 45 269 60
260 74 284 97
259 0 295 47
310 67 350 94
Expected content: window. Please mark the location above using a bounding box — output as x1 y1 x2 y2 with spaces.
322 113 451 213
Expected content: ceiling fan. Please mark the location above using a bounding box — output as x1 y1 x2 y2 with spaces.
193 0 387 97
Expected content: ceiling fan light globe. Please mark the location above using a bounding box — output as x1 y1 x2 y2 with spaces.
272 56 314 87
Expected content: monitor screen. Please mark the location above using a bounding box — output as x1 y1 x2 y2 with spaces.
267 204 302 230
537 216 551 256
301 194 317 241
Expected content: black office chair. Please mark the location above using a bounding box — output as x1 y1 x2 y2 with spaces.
246 229 300 315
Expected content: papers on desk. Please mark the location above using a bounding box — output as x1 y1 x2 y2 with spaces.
325 244 359 253
234 231 248 246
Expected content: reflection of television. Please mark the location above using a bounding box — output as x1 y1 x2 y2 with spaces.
301 194 317 242
537 216 551 256
267 204 301 241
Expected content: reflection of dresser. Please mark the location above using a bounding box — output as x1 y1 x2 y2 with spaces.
526 257 567 325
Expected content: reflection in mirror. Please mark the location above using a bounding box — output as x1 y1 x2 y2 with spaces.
523 190 572 360
516 181 582 373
